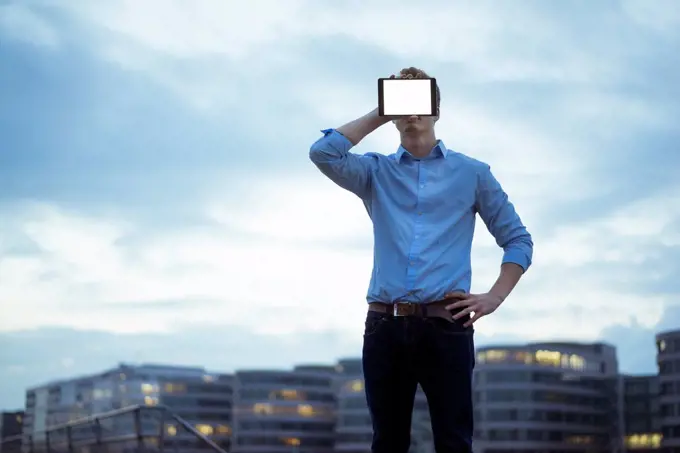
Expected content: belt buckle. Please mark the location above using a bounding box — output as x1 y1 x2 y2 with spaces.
393 302 416 317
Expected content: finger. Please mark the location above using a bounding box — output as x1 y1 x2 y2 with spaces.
451 305 476 320
390 74 396 79
445 299 475 311
464 310 485 328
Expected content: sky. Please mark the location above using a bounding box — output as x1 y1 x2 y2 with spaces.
0 0 679 410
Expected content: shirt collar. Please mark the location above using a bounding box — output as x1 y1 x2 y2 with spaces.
396 140 449 163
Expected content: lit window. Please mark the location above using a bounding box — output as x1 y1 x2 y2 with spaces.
659 340 667 352
297 404 314 417
215 425 231 435
514 351 533 364
348 380 364 392
272 389 300 400
253 403 274 415
16 415 22 424
196 424 213 436
566 435 593 444
282 437 301 447
484 350 508 362
535 350 561 367
144 396 158 406
119 373 126 380
92 389 111 400
164 383 187 394
141 383 157 394
166 425 177 436
568 354 585 371
202 375 215 383
625 433 662 448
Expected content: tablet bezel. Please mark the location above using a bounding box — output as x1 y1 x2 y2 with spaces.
378 77 438 117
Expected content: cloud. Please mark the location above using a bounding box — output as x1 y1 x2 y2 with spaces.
1 0 679 410
0 3 60 48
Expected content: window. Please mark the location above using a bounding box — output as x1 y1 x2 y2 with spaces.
661 404 676 417
659 360 673 374
658 340 667 352
163 383 187 394
488 429 518 441
486 409 516 422
297 404 314 417
477 350 509 363
196 424 213 436
253 403 274 415
141 383 158 394
625 433 662 449
282 437 300 447
346 379 364 392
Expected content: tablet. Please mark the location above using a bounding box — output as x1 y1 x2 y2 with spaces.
378 77 437 117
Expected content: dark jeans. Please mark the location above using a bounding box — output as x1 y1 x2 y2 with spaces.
362 309 475 453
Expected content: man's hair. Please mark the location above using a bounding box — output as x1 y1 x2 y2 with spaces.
399 67 441 114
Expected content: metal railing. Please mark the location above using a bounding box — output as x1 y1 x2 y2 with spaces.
0 404 229 453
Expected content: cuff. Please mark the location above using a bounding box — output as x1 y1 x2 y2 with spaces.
320 129 354 153
502 249 531 272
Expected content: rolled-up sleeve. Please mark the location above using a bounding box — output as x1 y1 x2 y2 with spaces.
475 164 533 272
309 129 377 200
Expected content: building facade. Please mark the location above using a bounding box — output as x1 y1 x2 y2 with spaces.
0 411 24 453
333 358 432 453
22 364 233 453
657 329 680 453
621 374 661 452
231 365 337 453
472 342 621 453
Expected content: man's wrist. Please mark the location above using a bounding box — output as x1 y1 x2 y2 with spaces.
488 291 506 303
369 108 391 126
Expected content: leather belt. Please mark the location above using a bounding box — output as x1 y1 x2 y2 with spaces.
368 299 467 322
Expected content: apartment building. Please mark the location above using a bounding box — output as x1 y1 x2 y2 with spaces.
231 365 337 453
22 364 233 453
621 374 661 452
472 342 621 453
657 329 680 453
0 411 24 453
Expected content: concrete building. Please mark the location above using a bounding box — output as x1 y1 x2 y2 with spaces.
657 329 680 453
333 358 432 453
472 342 621 453
22 363 233 452
621 374 661 452
231 365 337 453
0 411 24 453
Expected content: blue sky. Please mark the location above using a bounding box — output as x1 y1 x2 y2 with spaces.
1 0 679 409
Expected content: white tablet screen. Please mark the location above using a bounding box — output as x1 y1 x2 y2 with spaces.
379 78 435 116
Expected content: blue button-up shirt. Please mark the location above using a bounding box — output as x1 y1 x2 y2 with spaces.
309 128 533 304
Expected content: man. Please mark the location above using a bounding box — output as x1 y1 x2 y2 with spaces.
308 67 533 453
